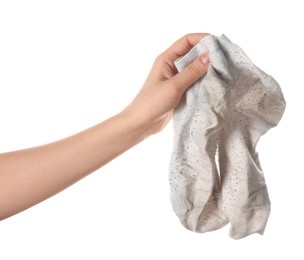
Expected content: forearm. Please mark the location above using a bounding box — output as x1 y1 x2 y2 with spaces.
0 33 209 221
0 111 147 220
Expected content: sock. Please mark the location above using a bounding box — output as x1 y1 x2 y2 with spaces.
169 35 230 232
169 34 286 238
216 35 286 239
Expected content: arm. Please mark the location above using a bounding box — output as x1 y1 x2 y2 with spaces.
0 33 210 220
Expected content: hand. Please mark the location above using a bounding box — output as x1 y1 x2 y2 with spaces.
123 33 210 136
0 33 210 221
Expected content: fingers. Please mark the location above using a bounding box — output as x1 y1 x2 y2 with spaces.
164 33 209 61
171 52 210 92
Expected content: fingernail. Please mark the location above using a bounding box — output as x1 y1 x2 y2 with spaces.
201 53 210 65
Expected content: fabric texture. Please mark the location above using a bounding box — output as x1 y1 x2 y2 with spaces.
169 34 286 239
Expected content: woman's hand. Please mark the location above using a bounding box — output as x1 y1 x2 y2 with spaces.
0 33 210 220
123 33 210 135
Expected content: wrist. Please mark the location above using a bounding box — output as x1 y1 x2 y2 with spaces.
118 106 153 141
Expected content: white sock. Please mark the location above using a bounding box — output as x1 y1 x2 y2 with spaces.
169 34 286 238
217 35 286 239
170 36 230 232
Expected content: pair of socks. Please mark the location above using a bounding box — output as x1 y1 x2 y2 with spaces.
169 35 286 239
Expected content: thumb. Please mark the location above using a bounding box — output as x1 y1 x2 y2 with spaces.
172 52 210 92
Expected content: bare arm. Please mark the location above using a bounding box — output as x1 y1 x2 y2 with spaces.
0 33 210 220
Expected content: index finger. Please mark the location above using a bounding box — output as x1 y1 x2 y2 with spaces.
163 33 210 61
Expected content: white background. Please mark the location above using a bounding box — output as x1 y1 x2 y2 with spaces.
0 0 303 259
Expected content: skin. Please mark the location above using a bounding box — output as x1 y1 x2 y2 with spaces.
0 33 210 221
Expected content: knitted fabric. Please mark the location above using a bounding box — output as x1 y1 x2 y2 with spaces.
169 35 286 239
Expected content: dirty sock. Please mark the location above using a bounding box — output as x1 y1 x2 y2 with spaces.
216 35 286 239
169 35 230 233
169 34 286 238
